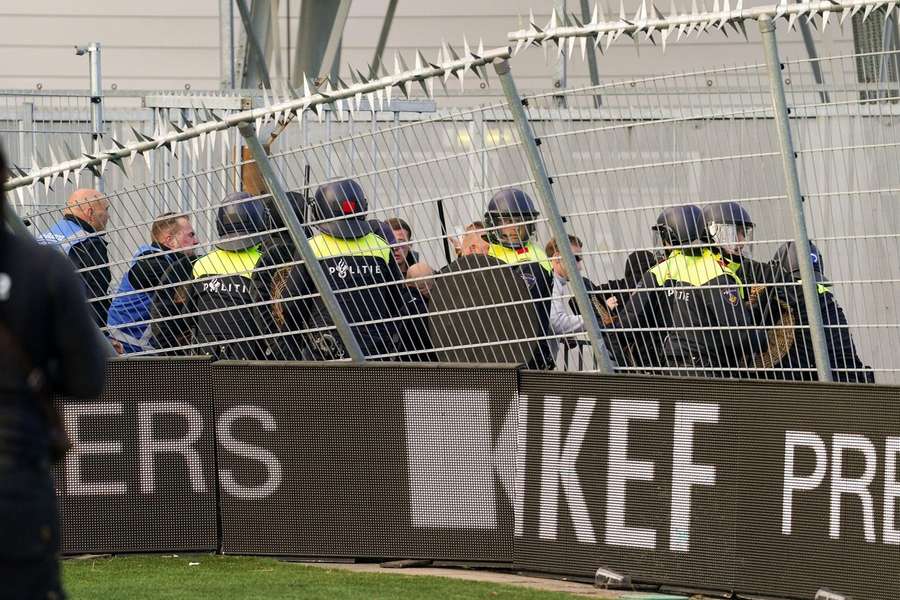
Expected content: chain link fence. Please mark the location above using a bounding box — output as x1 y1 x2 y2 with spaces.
6 21 899 384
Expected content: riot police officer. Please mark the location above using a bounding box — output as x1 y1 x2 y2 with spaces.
608 204 767 376
276 178 407 360
483 188 555 369
181 191 270 360
769 241 873 383
702 201 774 286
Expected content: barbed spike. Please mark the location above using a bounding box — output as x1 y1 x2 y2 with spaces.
862 1 876 20
513 37 526 55
787 11 799 29
840 4 852 24
775 0 788 19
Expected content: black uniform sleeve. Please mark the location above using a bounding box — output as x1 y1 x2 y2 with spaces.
149 257 196 353
129 251 173 291
47 250 107 398
606 271 662 368
68 237 111 327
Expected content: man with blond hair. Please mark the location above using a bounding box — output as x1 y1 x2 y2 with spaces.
107 213 198 353
36 188 111 326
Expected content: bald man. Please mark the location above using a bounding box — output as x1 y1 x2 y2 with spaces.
37 188 112 326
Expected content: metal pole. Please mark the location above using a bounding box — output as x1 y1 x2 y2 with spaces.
494 59 615 374
369 0 399 79
878 8 899 98
220 0 233 89
229 0 236 88
579 0 602 107
794 0 830 104
554 0 568 108
235 0 273 89
76 42 104 191
238 123 366 363
759 15 833 382
20 102 34 212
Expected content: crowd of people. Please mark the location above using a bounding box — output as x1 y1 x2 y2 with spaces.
35 179 874 382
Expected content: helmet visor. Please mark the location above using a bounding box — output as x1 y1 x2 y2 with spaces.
650 227 669 261
708 222 754 257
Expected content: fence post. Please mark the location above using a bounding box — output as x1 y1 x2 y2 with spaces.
494 59 616 375
238 123 366 363
759 15 833 382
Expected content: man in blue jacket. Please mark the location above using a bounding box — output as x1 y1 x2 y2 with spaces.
36 188 111 327
106 213 198 353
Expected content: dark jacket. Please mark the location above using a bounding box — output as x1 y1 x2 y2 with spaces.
61 215 111 327
0 229 107 465
251 239 299 359
395 285 434 360
0 223 106 598
773 279 874 383
277 232 408 360
127 243 184 291
148 254 196 354
608 248 767 375
486 242 555 370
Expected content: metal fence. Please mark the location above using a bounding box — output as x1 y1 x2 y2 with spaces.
6 4 899 384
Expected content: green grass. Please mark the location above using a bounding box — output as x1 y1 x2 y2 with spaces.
62 554 589 600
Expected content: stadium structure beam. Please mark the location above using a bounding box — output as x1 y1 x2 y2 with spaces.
291 0 353 86
235 0 274 90
369 0 400 80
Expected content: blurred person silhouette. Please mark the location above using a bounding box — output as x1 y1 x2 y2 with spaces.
0 144 107 599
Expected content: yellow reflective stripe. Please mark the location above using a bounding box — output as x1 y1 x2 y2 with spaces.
650 249 744 297
798 280 832 295
309 233 390 263
488 243 553 272
193 247 261 280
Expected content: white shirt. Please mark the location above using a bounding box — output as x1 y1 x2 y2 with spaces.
549 274 585 335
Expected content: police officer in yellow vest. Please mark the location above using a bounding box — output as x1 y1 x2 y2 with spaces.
483 188 556 369
275 178 408 360
769 241 873 383
607 204 767 377
182 191 269 360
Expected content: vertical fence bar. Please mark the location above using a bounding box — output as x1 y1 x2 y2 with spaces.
578 0 603 108
88 42 104 192
238 123 366 363
19 102 34 212
759 15 833 382
494 59 615 374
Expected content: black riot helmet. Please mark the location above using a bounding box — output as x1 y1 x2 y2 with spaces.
702 201 755 257
216 191 270 251
771 240 825 280
266 191 307 230
484 188 540 249
651 205 710 252
311 178 370 239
